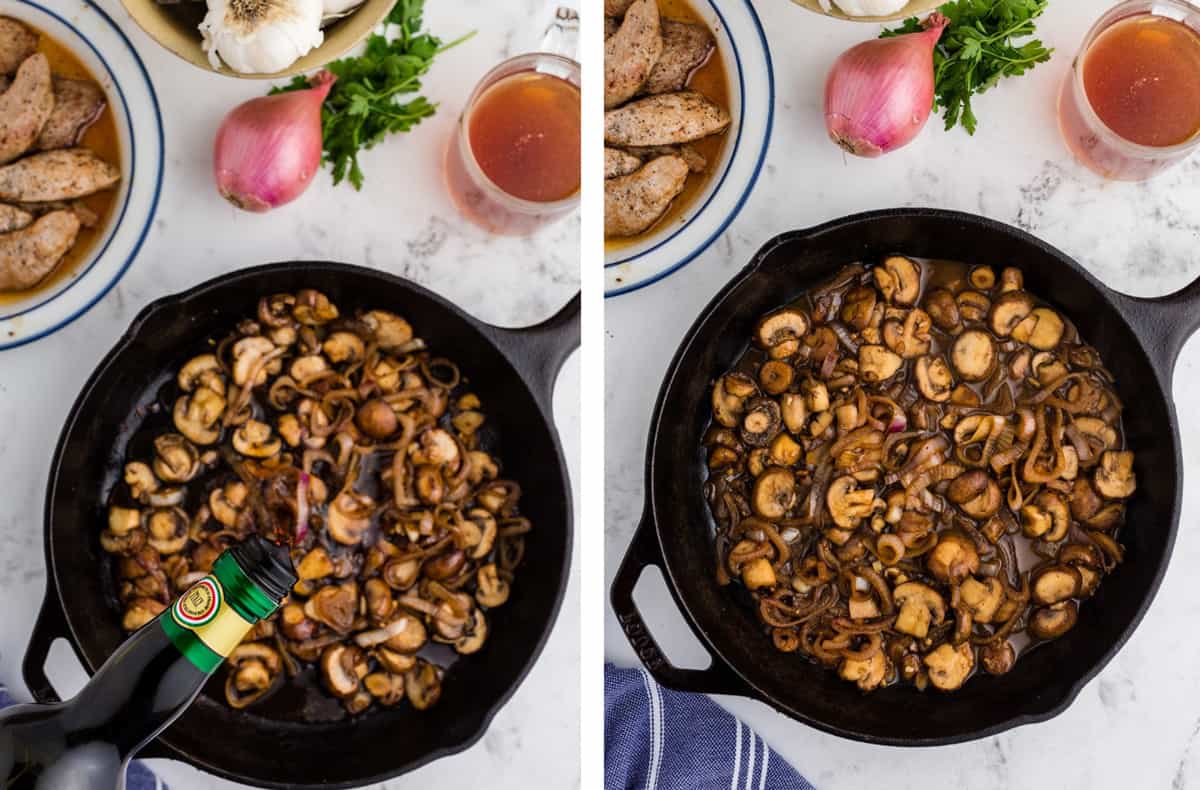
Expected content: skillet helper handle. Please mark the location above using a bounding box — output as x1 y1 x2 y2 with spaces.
22 588 70 704
489 293 581 415
611 513 745 696
1116 275 1200 379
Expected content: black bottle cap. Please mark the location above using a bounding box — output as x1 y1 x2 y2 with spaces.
229 536 297 603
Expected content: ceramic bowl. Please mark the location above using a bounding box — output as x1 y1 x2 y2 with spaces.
0 0 164 351
791 0 942 22
604 0 774 297
119 0 394 79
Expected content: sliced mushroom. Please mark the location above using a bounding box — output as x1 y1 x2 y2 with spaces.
423 549 466 581
893 582 946 639
915 355 954 403
383 557 421 591
231 336 280 387
279 602 316 641
826 476 876 529
108 507 143 537
874 256 920 305
968 266 996 290
145 507 189 554
374 647 417 675
950 330 996 382
955 291 991 323
1032 565 1082 605
926 532 979 583
779 393 807 434
320 643 367 698
296 546 334 581
209 481 248 528
980 640 1016 675
959 576 1004 623
740 398 782 447
327 491 374 545
755 308 810 354
232 420 281 459
476 563 511 607
225 643 283 709
711 372 756 428
1094 450 1136 499
454 608 489 654
123 462 158 501
924 642 974 691
923 288 961 333
305 582 359 633
122 598 166 631
289 354 328 382
1029 601 1078 639
988 291 1034 337
882 308 932 359
858 345 903 383
293 290 339 325
839 650 888 691
152 434 201 483
758 360 794 395
362 310 414 350
173 387 226 445
356 399 397 439
1011 307 1065 350
752 467 795 519
178 353 225 394
405 661 443 710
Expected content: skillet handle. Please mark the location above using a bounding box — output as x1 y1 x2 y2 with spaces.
22 586 69 704
483 293 581 416
611 509 746 696
1112 275 1200 382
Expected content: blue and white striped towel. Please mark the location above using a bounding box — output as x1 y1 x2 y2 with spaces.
1 685 166 789
605 663 815 790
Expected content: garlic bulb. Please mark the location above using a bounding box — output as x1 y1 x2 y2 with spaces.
829 0 910 15
200 0 324 74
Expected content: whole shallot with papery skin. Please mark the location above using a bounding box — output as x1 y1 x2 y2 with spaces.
824 13 948 157
213 70 334 212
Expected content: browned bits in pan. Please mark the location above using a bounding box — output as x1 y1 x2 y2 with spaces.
101 291 530 716
703 259 1135 693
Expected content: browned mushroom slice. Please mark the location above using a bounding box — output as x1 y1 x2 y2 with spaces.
454 609 489 654
292 289 338 325
926 532 979 583
840 650 888 691
1029 601 1078 639
893 582 945 639
711 372 756 428
755 308 810 352
279 602 316 641
989 291 1034 337
924 642 973 691
980 640 1016 675
327 491 374 545
1011 307 1065 350
101 506 146 555
947 470 1002 519
950 330 996 382
841 286 878 330
173 387 226 445
405 660 443 710
145 507 189 554
209 481 248 528
882 308 932 359
152 434 201 483
319 643 368 698
959 576 1004 623
123 462 158 502
740 397 782 447
305 583 359 633
826 476 875 529
858 345 903 383
1031 565 1082 605
915 355 954 402
1021 490 1070 542
752 467 795 519
923 288 960 333
476 563 511 607
225 643 283 709
955 290 991 323
363 672 406 706
360 309 412 350
1094 450 1136 499
873 256 921 305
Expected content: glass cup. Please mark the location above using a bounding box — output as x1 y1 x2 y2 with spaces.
1058 0 1200 181
444 7 580 236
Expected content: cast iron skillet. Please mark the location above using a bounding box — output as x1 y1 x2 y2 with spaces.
22 262 579 788
612 208 1200 746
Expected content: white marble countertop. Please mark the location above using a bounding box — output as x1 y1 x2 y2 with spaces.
604 1 1200 788
0 0 581 787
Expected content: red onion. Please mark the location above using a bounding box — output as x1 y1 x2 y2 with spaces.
295 471 310 544
824 14 948 157
213 71 334 212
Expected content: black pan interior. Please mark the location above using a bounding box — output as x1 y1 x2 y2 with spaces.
44 263 572 787
648 211 1179 744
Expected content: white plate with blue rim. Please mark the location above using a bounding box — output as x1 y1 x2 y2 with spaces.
604 0 774 297
0 0 163 351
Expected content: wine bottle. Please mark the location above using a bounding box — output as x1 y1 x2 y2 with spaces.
0 536 295 789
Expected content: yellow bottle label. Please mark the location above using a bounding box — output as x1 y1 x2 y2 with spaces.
170 575 255 658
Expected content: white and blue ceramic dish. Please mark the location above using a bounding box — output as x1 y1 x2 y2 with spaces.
604 0 774 297
0 0 163 351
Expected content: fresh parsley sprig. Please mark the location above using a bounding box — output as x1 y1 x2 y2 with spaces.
273 0 474 190
881 0 1053 135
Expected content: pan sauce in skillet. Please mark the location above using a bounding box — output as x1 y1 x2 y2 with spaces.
100 291 530 720
703 259 1136 692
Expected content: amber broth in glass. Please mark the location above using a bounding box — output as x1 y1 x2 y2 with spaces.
605 0 728 251
0 28 120 308
1083 13 1200 147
